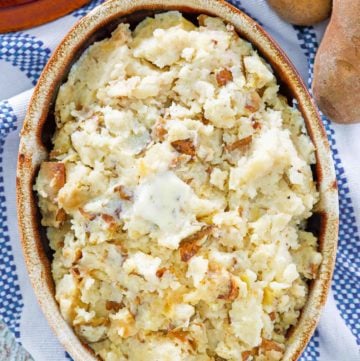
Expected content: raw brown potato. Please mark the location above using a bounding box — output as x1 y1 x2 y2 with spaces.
267 0 331 26
313 0 360 124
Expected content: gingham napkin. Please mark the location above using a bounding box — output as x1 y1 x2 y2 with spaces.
0 1 359 360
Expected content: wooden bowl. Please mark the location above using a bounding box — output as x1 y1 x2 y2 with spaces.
16 1 339 360
0 0 91 33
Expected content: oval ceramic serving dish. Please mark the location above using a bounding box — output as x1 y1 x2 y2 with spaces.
16 1 338 360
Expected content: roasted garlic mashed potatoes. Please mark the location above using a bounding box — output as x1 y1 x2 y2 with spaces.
35 12 322 361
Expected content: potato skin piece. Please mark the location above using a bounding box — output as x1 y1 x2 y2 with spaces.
313 0 360 124
267 0 331 26
38 161 65 200
171 138 196 156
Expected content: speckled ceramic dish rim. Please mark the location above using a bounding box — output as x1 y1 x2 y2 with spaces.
16 1 339 360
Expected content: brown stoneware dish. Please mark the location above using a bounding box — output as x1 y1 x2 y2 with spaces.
16 0 339 360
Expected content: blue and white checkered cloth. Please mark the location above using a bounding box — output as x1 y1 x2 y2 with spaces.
0 1 359 360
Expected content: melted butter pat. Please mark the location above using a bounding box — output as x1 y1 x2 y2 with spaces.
133 171 200 249
134 171 192 231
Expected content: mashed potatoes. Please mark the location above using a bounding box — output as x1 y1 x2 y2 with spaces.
34 12 322 361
